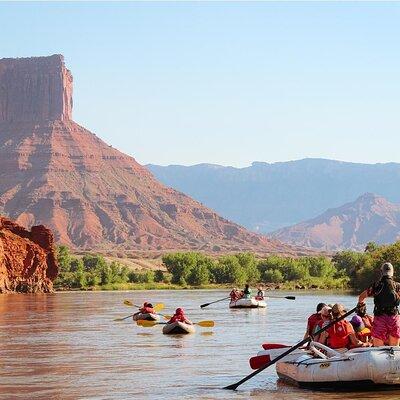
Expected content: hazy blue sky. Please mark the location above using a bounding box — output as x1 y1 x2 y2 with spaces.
1 2 399 166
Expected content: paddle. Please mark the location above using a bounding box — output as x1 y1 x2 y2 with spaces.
200 297 230 308
224 306 357 390
137 320 215 328
266 295 296 300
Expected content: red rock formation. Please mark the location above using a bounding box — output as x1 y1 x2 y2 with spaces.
0 216 58 293
0 54 302 255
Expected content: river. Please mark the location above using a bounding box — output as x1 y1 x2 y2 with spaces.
0 290 398 399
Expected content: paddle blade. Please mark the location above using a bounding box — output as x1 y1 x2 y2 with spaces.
124 300 134 307
262 343 290 350
285 296 296 300
196 320 215 327
154 303 165 312
136 320 159 327
162 315 172 320
249 355 271 370
113 317 125 322
200 303 210 308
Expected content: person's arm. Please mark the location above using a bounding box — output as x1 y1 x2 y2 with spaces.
348 332 367 347
184 317 193 325
358 289 369 304
318 331 328 345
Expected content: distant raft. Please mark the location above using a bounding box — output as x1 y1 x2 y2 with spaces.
132 313 160 322
229 297 267 309
162 321 196 335
252 342 400 389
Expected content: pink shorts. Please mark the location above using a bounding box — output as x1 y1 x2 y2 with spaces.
371 314 400 341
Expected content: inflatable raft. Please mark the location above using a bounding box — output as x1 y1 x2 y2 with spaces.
229 297 267 309
162 321 196 335
252 342 400 389
132 312 160 322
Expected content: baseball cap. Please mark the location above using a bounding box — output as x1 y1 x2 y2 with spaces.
381 262 394 277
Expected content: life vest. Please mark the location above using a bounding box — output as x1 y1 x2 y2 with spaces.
327 320 353 349
141 306 155 314
373 277 400 316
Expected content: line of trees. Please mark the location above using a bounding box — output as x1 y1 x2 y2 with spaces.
54 241 400 290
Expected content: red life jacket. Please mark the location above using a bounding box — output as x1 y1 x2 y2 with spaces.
327 320 354 349
141 306 155 314
169 313 186 323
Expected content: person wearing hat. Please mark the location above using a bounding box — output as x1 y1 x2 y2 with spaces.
318 303 366 349
358 262 400 347
303 302 327 339
312 305 332 341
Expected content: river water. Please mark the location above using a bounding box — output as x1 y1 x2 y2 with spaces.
0 290 398 399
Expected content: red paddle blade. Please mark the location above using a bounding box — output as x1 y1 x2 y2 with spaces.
249 354 271 370
261 343 290 350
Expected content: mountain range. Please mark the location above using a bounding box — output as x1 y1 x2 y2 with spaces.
148 160 400 234
270 193 400 251
0 55 302 255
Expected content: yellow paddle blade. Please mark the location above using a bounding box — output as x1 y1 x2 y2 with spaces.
136 320 159 327
114 317 125 322
196 320 215 327
162 315 172 320
124 300 134 307
154 303 165 312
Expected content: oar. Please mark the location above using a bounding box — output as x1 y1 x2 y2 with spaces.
137 320 215 328
123 300 165 312
266 295 296 300
224 306 357 390
200 296 230 308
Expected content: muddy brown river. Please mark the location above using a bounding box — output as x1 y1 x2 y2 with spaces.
0 290 398 399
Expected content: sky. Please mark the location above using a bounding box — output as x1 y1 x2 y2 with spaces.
1 2 399 167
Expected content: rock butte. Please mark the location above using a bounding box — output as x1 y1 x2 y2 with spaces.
0 215 58 293
0 54 304 255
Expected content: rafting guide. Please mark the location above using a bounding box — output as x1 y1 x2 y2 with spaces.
358 262 400 347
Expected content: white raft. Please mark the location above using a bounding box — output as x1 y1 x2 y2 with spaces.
229 297 267 309
132 312 160 322
162 321 196 335
256 342 400 389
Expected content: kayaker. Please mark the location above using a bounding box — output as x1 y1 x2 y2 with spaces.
358 262 400 347
167 307 193 325
312 305 332 341
303 302 327 339
318 303 368 349
242 284 252 299
133 302 155 319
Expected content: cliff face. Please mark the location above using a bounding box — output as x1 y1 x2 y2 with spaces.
0 54 72 123
270 193 400 251
0 54 303 255
0 216 58 293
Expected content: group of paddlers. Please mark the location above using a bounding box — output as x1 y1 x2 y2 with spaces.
305 262 400 349
229 284 266 301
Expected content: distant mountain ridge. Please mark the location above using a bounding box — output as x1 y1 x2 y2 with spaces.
148 159 400 233
269 193 400 251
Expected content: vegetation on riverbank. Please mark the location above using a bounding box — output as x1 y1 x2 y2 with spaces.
55 241 400 291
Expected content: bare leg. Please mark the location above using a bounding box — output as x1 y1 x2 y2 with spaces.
372 337 385 347
388 336 400 346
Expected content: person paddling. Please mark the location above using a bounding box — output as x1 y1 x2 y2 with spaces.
256 286 265 300
318 303 368 349
358 262 400 347
242 284 252 299
133 302 155 319
167 308 193 325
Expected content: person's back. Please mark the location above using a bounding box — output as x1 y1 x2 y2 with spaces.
359 262 400 347
168 307 192 325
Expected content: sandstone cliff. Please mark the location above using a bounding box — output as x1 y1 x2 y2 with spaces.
0 216 58 293
0 55 302 255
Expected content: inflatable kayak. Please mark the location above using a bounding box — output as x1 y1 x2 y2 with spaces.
162 321 196 335
252 342 400 389
132 312 160 322
229 297 267 309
